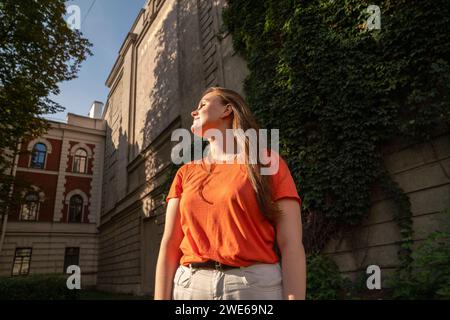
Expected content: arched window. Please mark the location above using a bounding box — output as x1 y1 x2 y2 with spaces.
72 149 87 173
20 192 40 221
68 195 83 223
30 143 47 169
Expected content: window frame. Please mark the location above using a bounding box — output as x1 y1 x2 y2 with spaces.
68 195 84 223
72 148 88 174
30 143 47 169
20 191 40 221
12 247 32 276
63 247 80 273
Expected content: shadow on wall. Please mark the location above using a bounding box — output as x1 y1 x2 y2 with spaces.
139 1 182 297
137 0 205 297
99 0 214 296
142 0 179 151
98 0 195 296
98 122 142 294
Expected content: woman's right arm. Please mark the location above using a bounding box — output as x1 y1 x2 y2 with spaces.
154 198 184 300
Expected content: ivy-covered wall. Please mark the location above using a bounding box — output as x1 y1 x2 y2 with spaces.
221 0 450 296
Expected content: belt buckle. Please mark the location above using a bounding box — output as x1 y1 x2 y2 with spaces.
214 261 223 271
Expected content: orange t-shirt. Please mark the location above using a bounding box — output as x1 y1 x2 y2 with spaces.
166 154 301 267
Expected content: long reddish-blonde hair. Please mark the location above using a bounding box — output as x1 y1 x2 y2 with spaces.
201 87 279 223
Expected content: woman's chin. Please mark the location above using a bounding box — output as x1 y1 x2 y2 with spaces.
190 125 203 137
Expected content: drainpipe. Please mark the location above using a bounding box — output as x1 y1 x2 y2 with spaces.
0 214 8 254
0 143 19 254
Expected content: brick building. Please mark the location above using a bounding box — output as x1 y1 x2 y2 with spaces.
0 104 105 287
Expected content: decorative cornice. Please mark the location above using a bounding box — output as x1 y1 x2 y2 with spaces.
105 33 138 88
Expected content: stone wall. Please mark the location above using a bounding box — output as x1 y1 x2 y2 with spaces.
0 222 98 287
323 129 450 287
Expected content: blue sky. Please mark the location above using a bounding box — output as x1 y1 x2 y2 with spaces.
48 0 146 122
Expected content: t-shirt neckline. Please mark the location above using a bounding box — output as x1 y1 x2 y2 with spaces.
199 155 241 174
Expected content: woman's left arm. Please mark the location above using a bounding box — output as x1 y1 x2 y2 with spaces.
275 198 306 300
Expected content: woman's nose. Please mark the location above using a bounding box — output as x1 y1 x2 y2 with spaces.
191 109 198 118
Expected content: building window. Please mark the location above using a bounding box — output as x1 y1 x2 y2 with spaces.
30 143 47 169
63 247 80 272
68 195 83 223
20 192 40 221
12 248 32 276
72 149 87 173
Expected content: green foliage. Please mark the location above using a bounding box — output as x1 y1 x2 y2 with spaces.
0 274 79 300
0 0 92 212
306 252 348 300
388 222 450 299
222 0 450 254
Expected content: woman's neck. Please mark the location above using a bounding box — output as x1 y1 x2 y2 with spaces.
207 126 237 163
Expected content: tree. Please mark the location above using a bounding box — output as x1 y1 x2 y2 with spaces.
0 0 92 215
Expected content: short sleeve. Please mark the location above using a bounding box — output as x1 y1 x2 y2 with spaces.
270 155 302 206
166 165 186 202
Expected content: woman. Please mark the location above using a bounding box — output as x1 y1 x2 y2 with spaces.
154 87 306 300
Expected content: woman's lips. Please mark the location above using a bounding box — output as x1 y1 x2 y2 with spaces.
191 118 200 128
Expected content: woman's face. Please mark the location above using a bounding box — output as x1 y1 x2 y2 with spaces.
191 92 231 137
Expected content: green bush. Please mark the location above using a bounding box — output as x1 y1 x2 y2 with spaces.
306 252 348 300
0 274 79 300
388 226 450 299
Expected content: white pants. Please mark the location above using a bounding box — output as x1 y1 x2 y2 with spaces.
172 263 283 300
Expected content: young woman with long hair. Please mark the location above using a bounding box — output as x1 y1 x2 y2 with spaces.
154 87 306 300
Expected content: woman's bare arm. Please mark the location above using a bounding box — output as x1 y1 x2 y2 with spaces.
154 198 184 300
275 198 307 300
